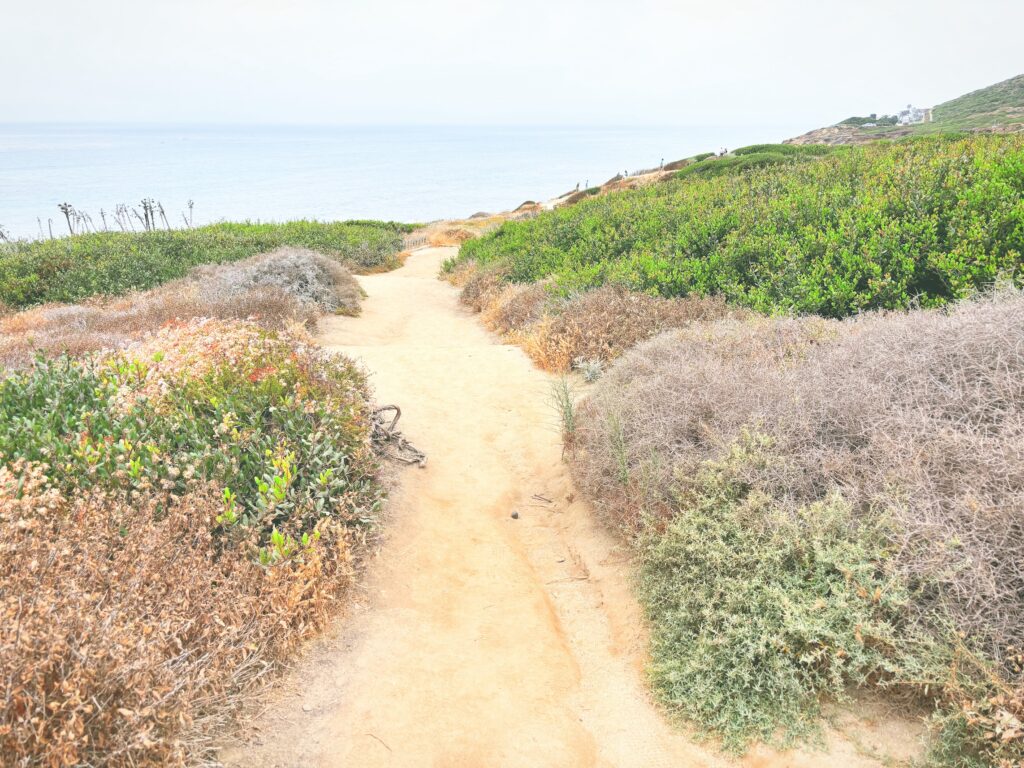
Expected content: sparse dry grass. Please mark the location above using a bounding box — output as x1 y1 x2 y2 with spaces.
412 214 518 251
0 248 361 369
428 226 478 247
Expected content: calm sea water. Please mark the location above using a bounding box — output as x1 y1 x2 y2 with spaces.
0 123 803 239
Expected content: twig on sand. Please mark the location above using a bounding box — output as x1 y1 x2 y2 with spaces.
371 405 427 467
545 576 590 585
366 732 393 752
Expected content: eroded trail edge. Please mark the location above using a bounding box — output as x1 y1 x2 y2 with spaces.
220 247 912 768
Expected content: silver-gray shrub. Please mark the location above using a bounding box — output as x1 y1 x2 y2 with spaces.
574 289 1024 665
183 246 361 314
1 248 362 369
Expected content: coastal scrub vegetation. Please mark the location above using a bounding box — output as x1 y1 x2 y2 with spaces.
450 262 738 371
448 135 1024 319
0 247 363 369
925 73 1024 133
673 142 834 179
0 217 411 764
0 319 383 765
569 291 1024 765
444 132 1024 765
0 219 413 308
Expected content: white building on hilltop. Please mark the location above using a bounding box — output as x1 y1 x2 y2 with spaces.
897 104 932 125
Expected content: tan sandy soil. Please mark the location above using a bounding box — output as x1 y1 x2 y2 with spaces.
218 246 924 768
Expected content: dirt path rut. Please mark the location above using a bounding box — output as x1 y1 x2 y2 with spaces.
220 247 918 768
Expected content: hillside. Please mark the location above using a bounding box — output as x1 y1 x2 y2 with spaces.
446 128 1024 767
449 134 1024 319
0 220 412 308
788 73 1024 145
930 72 1024 131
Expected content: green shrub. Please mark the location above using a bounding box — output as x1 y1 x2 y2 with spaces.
453 135 1024 318
840 115 898 127
732 143 800 156
732 143 833 157
0 318 385 765
639 435 918 750
0 220 412 308
673 150 811 179
0 319 380 545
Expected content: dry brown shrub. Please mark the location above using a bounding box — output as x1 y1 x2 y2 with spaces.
563 189 598 205
663 158 691 171
443 260 478 289
573 290 1024 666
0 464 355 766
517 286 736 372
479 281 552 335
458 262 511 313
457 274 738 372
0 248 361 369
427 227 477 247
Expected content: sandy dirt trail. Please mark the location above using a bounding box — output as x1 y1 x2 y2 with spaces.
221 247 920 768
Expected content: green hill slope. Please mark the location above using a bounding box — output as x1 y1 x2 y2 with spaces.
928 73 1024 131
447 134 1024 318
788 73 1024 144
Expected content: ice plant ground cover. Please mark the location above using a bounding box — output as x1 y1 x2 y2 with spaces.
0 319 383 765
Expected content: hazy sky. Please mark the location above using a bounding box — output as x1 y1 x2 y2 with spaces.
4 0 1022 127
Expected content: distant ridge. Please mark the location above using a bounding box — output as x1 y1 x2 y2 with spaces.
787 73 1024 145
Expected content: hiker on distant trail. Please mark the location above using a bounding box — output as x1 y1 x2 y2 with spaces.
576 182 580 191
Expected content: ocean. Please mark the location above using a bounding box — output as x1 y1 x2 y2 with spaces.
0 123 804 239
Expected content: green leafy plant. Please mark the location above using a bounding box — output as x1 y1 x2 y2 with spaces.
451 135 1024 319
0 319 381 548
639 436 922 750
0 219 413 308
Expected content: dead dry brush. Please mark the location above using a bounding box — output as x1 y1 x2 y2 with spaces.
569 290 1024 761
450 260 738 372
1 472 357 766
574 289 1024 666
